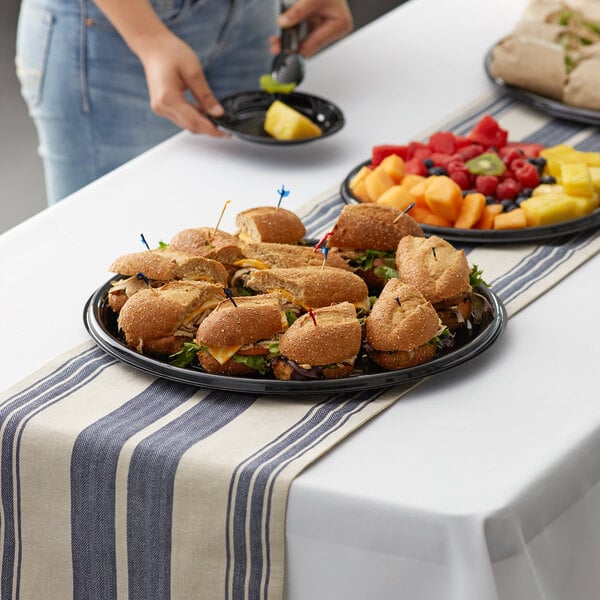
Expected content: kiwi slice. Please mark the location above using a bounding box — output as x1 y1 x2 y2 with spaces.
259 74 297 94
465 153 506 176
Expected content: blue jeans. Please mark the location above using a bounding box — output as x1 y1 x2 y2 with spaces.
16 0 277 204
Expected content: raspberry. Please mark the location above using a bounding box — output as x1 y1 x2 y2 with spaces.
475 175 499 196
450 170 470 190
446 159 468 175
512 160 540 189
501 148 523 166
496 178 522 200
509 158 528 172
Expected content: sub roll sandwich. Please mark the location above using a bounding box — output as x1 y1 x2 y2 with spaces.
235 206 306 244
327 203 424 292
118 280 226 355
272 302 362 380
195 294 288 376
107 248 228 312
168 227 246 268
365 279 449 370
395 235 473 331
245 266 371 319
230 241 350 294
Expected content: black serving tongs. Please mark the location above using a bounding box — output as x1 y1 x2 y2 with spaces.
271 0 306 86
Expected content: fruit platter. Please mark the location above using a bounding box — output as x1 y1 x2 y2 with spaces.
341 114 600 243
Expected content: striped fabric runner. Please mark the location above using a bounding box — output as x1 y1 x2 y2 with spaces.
1 93 599 600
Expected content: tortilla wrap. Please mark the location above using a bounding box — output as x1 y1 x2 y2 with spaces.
490 35 567 100
563 57 600 110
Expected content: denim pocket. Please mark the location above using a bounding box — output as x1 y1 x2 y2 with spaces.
84 0 190 30
15 5 54 108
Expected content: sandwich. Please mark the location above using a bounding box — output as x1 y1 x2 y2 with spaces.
395 235 472 331
107 248 228 312
168 227 246 267
327 203 424 292
117 280 226 355
235 206 306 244
195 293 288 376
272 302 362 380
365 279 448 370
230 240 350 294
244 266 371 317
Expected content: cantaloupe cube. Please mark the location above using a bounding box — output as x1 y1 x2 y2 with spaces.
379 154 406 183
400 174 426 190
454 193 486 229
560 162 593 197
410 206 453 228
424 175 463 223
494 208 527 229
264 100 322 140
407 177 436 208
350 178 372 203
349 166 374 202
364 166 395 202
376 185 416 211
474 203 504 229
349 165 371 188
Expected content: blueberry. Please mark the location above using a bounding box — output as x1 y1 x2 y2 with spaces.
502 201 519 212
423 158 434 168
428 166 448 176
521 187 533 198
541 175 557 184
485 196 497 205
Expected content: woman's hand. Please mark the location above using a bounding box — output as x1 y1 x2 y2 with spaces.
136 31 229 136
93 0 228 136
270 0 353 57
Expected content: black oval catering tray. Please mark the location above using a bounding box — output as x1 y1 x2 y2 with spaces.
484 48 600 127
83 278 506 396
213 90 345 145
341 159 600 244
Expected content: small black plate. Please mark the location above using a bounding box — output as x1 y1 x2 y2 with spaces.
341 160 600 244
484 48 600 127
213 90 345 145
83 279 506 396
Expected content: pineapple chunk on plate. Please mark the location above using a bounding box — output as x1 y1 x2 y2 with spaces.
213 90 344 145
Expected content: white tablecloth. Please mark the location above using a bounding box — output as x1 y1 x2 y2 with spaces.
2 0 600 598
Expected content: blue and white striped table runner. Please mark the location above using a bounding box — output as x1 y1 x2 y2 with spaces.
1 93 598 600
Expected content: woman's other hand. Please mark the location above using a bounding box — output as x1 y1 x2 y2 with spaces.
270 0 353 57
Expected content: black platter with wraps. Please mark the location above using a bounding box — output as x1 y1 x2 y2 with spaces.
212 90 345 145
84 277 507 396
484 48 600 127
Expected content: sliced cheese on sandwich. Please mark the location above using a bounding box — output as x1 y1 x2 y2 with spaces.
232 258 272 270
204 344 243 365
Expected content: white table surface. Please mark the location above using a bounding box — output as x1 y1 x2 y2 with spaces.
2 0 600 598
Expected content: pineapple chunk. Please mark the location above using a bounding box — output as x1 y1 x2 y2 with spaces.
589 167 600 193
263 100 322 141
560 163 593 197
532 184 564 196
520 193 581 226
541 144 578 179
